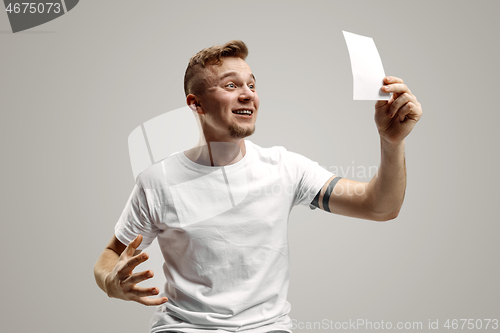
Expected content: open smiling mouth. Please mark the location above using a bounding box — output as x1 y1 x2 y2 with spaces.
232 109 253 117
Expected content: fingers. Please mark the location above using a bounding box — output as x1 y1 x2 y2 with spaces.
388 93 418 118
396 102 412 122
381 83 411 95
394 102 422 123
123 269 154 286
133 295 169 306
126 284 168 306
381 77 412 103
384 76 404 84
126 284 160 298
119 269 169 306
118 252 149 278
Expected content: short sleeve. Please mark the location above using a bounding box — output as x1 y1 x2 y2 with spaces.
114 179 160 250
286 151 334 209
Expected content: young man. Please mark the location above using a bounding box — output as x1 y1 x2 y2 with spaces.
94 40 422 333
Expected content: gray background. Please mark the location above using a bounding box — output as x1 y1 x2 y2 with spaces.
1 0 498 332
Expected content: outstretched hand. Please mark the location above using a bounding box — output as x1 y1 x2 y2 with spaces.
374 76 423 145
104 235 168 306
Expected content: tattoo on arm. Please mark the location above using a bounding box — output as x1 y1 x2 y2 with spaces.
311 176 342 212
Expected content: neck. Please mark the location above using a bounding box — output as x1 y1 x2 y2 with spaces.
185 137 246 167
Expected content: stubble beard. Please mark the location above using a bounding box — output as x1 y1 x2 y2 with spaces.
229 123 256 139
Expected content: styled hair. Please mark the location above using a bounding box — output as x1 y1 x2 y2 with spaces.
184 40 249 97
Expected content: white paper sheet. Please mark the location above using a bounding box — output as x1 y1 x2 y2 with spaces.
342 31 391 100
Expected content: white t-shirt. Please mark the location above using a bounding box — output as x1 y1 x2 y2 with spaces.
115 140 334 333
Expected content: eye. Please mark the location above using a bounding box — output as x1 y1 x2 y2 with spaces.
226 83 236 88
248 83 256 90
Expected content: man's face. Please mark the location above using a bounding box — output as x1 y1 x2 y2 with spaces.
197 57 259 141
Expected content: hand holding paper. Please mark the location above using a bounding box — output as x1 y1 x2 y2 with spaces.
343 30 422 143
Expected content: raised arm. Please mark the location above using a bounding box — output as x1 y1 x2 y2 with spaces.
94 234 168 306
312 76 422 221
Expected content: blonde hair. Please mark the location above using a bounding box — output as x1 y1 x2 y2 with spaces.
184 40 248 97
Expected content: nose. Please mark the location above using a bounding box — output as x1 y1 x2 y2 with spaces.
239 85 255 102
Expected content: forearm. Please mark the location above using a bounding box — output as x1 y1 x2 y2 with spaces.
365 138 406 220
94 248 120 295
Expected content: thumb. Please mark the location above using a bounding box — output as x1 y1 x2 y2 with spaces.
375 99 390 110
124 234 143 257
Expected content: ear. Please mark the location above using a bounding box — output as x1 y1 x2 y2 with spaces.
187 94 203 114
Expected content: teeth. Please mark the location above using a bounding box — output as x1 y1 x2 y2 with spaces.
234 110 252 115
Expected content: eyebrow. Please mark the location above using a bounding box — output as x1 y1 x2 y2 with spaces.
218 71 256 82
